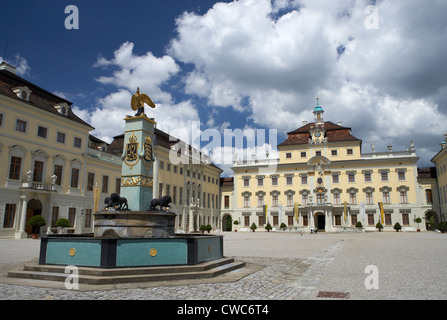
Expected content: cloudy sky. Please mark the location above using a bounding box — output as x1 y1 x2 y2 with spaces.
1 0 447 176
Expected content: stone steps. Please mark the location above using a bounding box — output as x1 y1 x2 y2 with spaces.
8 257 246 285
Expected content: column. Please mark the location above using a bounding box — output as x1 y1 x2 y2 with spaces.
120 114 155 211
15 195 28 239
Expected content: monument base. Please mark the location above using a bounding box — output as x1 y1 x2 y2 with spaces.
94 210 176 238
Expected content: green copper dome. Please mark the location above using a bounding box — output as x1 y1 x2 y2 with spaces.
314 99 324 113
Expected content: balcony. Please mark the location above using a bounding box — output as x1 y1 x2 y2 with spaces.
20 170 57 192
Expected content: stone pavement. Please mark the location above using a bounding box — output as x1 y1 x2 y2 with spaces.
0 231 446 300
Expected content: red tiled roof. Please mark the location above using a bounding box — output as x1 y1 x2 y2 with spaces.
279 121 361 147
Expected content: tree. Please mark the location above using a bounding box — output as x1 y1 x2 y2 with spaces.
250 222 257 232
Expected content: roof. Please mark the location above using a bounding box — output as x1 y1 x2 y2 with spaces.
220 177 234 187
417 167 437 179
0 68 93 129
279 121 362 147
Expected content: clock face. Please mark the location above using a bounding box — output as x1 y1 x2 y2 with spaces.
315 131 321 138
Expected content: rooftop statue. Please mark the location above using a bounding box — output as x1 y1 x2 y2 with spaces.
131 87 156 117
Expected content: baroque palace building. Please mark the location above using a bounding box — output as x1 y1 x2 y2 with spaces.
222 100 439 232
0 61 221 239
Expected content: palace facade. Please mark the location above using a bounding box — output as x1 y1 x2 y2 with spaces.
223 100 439 232
0 62 221 239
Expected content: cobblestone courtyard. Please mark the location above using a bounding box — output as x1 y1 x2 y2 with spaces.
0 231 446 300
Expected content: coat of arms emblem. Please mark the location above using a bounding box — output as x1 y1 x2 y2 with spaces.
124 133 140 169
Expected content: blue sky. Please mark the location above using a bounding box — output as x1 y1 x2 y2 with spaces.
1 0 447 175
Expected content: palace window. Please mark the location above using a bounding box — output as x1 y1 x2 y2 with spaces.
70 168 79 188
37 126 48 139
243 177 250 187
334 215 342 226
15 119 27 133
258 195 264 207
398 186 410 203
271 175 278 186
74 137 82 148
84 209 92 228
286 176 293 185
272 195 278 207
382 191 390 204
87 172 94 191
349 192 357 204
332 173 339 183
348 172 355 183
333 192 340 205
381 172 388 182
317 194 325 205
301 152 306 158
364 172 372 182
425 189 433 204
351 214 357 226
3 204 16 228
366 192 373 204
68 208 76 228
400 191 408 203
51 207 59 227
102 175 109 193
368 214 374 226
57 132 66 144
9 156 22 180
286 153 292 159
347 149 353 155
257 177 264 187
244 216 250 227
301 194 308 205
385 213 392 225
301 176 308 184
402 213 410 225
398 170 406 181
348 188 358 205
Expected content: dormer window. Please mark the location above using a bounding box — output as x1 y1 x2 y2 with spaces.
54 103 70 116
13 86 32 102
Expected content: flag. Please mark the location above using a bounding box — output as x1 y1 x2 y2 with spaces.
360 202 366 223
343 201 348 223
263 204 268 224
278 204 282 225
294 202 299 222
93 184 101 213
378 202 385 224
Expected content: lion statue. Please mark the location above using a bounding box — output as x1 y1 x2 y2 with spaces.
104 193 129 210
149 195 172 211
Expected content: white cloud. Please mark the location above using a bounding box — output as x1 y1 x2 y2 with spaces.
94 41 180 104
167 0 447 166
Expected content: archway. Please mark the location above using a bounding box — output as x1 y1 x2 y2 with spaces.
25 199 43 235
314 212 325 231
425 211 439 231
222 214 232 232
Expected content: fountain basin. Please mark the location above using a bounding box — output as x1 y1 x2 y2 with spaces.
39 233 224 268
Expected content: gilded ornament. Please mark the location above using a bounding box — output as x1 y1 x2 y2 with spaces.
69 248 76 257
149 248 158 257
131 88 156 117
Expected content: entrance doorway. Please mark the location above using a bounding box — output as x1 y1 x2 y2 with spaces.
315 212 325 231
222 214 232 232
25 199 43 235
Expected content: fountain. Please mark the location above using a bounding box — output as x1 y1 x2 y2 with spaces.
8 89 244 285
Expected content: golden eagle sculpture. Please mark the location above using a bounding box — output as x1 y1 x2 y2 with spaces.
131 87 156 116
